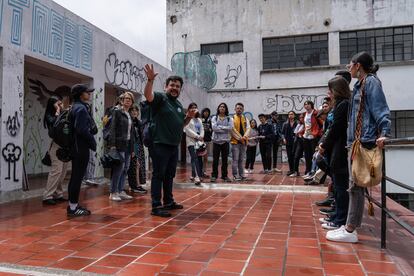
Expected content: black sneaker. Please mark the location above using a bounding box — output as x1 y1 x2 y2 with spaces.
315 197 334 207
131 186 148 194
240 176 247 181
151 208 171 217
210 177 217 183
163 202 184 210
319 208 335 215
54 197 68 203
222 177 232 183
67 206 91 217
42 199 56 205
233 176 242 181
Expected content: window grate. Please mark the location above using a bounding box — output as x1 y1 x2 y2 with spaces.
201 41 243 55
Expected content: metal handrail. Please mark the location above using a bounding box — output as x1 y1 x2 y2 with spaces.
369 137 414 249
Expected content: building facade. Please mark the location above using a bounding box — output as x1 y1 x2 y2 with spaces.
0 0 205 192
167 0 414 134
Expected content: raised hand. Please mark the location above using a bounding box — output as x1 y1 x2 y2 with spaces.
144 64 158 81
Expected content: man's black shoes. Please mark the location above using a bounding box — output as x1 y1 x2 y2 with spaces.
151 208 172 217
315 197 334 207
162 202 184 210
42 199 56 205
67 206 91 217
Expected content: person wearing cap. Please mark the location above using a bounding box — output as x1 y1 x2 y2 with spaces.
143 64 196 217
270 111 283 173
66 84 96 217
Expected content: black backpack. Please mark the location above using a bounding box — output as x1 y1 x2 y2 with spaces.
140 101 152 147
50 108 73 150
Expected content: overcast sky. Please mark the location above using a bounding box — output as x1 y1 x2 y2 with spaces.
53 0 167 66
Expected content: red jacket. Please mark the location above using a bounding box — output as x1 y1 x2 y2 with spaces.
302 110 324 138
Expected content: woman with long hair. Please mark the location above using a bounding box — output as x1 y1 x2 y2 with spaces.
210 102 233 182
319 76 351 230
282 111 298 176
109 91 135 201
326 52 390 243
127 104 147 194
184 102 204 185
42 95 68 205
290 114 305 177
245 119 259 173
201 108 212 177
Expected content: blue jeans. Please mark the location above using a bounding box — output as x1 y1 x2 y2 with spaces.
150 144 178 208
188 146 203 177
110 151 131 193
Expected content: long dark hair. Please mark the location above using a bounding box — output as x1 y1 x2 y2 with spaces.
351 52 379 74
250 119 258 130
187 102 199 118
43 95 62 129
328 76 351 103
201 107 211 119
216 102 229 116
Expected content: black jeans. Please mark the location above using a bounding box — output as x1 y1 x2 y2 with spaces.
212 142 229 178
286 144 295 173
68 147 89 204
272 141 280 168
293 138 304 173
332 172 349 226
303 138 318 174
259 143 272 171
150 143 178 208
245 145 257 170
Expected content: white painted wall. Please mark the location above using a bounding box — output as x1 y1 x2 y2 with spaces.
0 0 206 192
167 0 414 116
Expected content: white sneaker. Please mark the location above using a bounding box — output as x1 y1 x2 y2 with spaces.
326 226 358 243
289 172 298 177
244 169 249 174
109 193 122 201
119 191 133 200
319 217 330 224
194 176 201 184
249 169 254 174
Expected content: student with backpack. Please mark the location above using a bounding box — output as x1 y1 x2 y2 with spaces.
42 95 68 205
66 84 96 217
210 103 233 183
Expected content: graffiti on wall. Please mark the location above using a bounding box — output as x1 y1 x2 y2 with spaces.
93 88 104 173
31 0 93 70
264 94 327 113
105 53 147 93
171 51 217 90
28 79 71 108
224 65 242 88
2 143 22 182
5 111 21 137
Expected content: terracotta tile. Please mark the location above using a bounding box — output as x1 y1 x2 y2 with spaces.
113 245 150 257
0 251 33 263
322 253 359 264
200 270 239 276
215 249 251 261
164 236 197 245
130 237 163 247
151 243 188 255
135 252 176 265
162 260 205 275
253 248 285 258
324 263 365 276
74 247 112 258
249 256 283 270
94 254 136 268
288 238 319 248
362 260 400 274
56 240 94 251
18 258 52 267
286 255 322 268
243 267 282 276
17 242 53 253
94 238 128 250
82 265 121 275
51 257 95 270
285 266 324 276
30 249 73 261
287 246 320 257
118 263 164 276
207 258 245 273
320 243 355 253
357 250 391 262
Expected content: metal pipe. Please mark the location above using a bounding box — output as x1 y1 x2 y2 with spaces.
381 148 387 249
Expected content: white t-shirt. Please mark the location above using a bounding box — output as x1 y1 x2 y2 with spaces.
303 111 314 139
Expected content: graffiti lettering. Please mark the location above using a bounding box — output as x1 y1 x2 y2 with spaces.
104 53 146 93
6 111 21 137
264 94 327 113
2 143 22 182
224 65 242 88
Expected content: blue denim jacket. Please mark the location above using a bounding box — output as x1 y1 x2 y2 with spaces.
347 74 391 146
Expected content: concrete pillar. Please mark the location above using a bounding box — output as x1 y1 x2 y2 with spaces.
329 32 341 66
91 80 106 179
0 47 25 191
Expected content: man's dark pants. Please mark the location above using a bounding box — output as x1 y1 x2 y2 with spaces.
150 143 178 208
68 147 89 204
272 140 280 169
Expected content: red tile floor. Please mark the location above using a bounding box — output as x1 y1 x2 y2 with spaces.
0 163 410 275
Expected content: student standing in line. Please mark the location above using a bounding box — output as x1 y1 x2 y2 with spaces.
282 111 298 176
257 114 274 174
244 119 260 174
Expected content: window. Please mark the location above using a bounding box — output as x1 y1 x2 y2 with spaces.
262 34 329 69
390 110 414 138
340 26 413 64
201 41 243 55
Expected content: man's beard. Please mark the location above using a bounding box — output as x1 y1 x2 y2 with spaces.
167 91 178 99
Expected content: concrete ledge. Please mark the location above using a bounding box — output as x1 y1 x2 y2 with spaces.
0 263 99 276
174 182 326 193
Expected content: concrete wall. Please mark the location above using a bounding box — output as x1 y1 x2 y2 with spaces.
167 0 414 116
0 0 206 192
